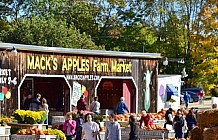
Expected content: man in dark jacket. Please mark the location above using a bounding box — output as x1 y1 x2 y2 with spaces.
173 110 184 139
29 93 41 111
24 94 32 110
129 115 138 140
164 108 173 128
74 111 84 140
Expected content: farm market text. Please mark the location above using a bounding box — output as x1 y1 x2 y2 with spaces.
27 56 132 73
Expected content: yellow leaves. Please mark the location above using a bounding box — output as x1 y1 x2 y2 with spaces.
199 40 212 46
12 110 46 124
47 129 66 140
207 84 216 90
213 7 218 13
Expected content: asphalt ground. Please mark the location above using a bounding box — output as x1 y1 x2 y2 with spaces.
181 99 212 111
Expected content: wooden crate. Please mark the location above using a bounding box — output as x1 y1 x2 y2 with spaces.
10 135 56 140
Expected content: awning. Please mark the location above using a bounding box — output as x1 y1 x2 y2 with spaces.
166 84 178 96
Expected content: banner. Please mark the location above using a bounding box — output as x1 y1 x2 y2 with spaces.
71 82 82 106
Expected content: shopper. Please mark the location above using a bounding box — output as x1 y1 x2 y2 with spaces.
129 115 139 140
139 110 152 128
105 114 121 140
173 110 185 139
185 110 197 138
63 114 77 140
81 114 100 140
116 97 129 114
77 95 87 111
198 91 204 105
212 103 217 109
29 93 41 111
42 98 49 125
183 92 190 108
24 94 32 110
74 111 84 140
164 108 173 128
90 96 100 114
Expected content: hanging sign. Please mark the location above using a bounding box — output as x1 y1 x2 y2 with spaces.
0 69 17 85
71 82 81 106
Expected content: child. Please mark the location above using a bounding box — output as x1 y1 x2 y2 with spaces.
63 114 76 140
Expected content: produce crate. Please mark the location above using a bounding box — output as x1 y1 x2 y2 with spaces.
8 123 47 134
121 127 170 140
0 134 10 140
153 120 165 128
0 126 11 135
10 135 56 140
118 121 129 127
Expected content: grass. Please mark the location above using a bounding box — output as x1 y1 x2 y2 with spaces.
204 95 212 100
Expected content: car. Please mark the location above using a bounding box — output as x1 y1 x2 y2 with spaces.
182 87 205 95
181 91 199 103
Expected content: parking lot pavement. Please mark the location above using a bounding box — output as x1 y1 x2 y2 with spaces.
181 100 212 110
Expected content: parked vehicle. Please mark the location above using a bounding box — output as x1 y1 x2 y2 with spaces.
182 88 205 96
181 91 199 103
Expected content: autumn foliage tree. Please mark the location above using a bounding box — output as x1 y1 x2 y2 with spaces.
191 1 218 93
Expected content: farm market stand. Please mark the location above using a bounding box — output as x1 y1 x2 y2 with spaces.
0 43 161 121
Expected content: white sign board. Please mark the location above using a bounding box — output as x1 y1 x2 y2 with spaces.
71 82 81 106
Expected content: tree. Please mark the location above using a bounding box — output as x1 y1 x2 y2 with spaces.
191 1 218 92
0 1 101 50
5 15 101 49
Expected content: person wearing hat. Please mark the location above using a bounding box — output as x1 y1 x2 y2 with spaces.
139 110 152 128
116 97 129 114
129 115 139 140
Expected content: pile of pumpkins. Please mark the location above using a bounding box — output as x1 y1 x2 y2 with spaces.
16 128 49 135
169 138 190 140
142 124 166 130
115 108 189 123
115 109 176 122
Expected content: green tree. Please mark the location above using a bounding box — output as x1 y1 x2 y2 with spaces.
5 15 101 49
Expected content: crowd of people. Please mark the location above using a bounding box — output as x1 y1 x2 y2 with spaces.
62 111 123 140
23 93 49 125
164 107 197 139
65 95 157 140
60 95 134 140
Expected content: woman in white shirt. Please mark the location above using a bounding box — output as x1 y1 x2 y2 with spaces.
81 114 99 140
42 98 49 125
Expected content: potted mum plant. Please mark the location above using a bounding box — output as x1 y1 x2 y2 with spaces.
166 98 176 108
12 110 46 124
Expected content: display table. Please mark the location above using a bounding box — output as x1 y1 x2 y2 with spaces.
121 127 170 139
10 134 56 140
